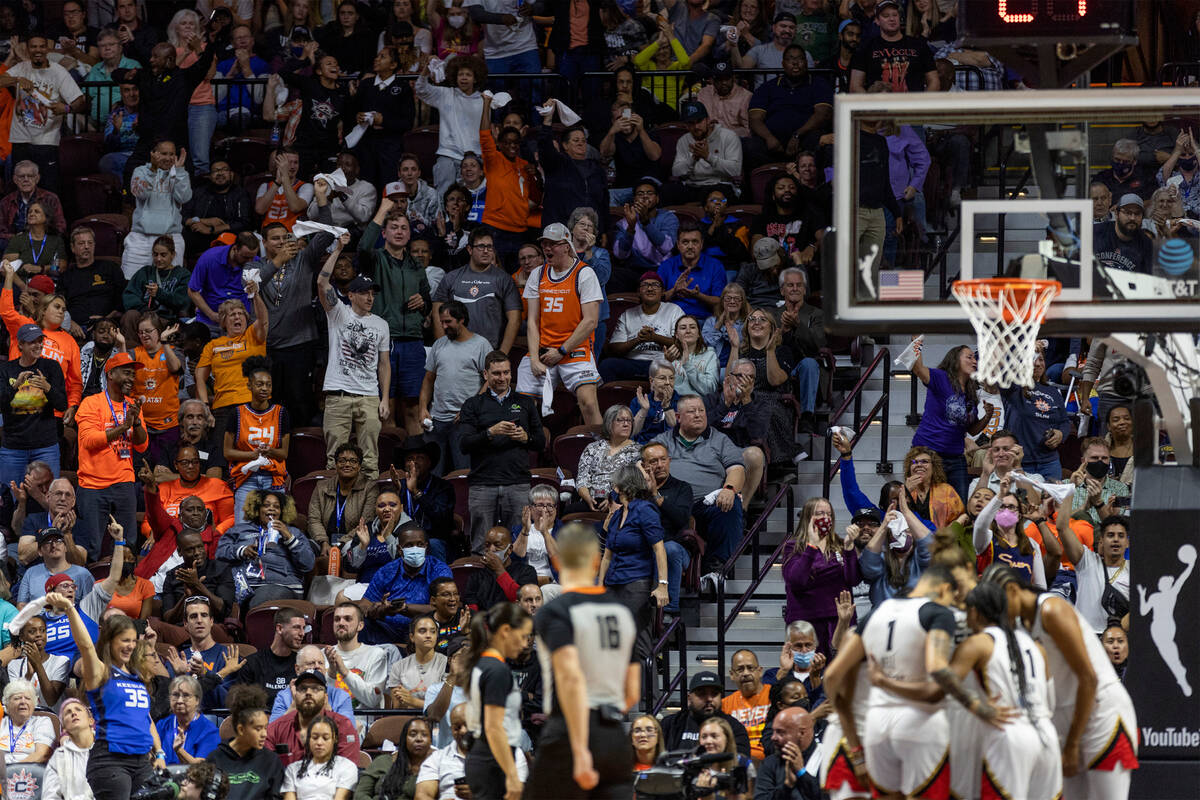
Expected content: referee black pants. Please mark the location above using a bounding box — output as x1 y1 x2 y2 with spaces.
523 712 633 799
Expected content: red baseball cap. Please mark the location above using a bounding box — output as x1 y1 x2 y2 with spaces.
27 275 55 294
45 572 75 593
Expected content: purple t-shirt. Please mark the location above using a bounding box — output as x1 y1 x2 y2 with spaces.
912 367 977 454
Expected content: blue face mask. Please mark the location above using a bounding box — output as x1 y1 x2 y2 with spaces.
792 650 814 670
402 546 426 569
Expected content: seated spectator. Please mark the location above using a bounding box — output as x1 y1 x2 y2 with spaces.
746 47 832 168
387 614 448 710
225 356 290 520
600 100 663 207
850 0 938 93
512 485 562 587
781 498 859 657
465 526 538 611
308 444 380 553
667 314 719 396
1094 192 1153 276
631 714 666 771
1157 128 1200 218
0 162 66 249
122 138 190 281
696 61 751 138
42 698 94 800
1068 437 1131 528
1095 138 1157 203
973 478 1047 589
181 161 251 257
700 188 751 267
317 0 375 75
14 478 86 569
427 577 471 653
123 240 191 338
269 645 355 724
659 222 727 321
210 685 284 799
653 395 745 575
138 445 234 540
310 153 377 234
630 361 679 444
266 670 360 770
217 490 316 606
777 267 825 433
751 175 824 277
341 489 412 585
416 703 503 796
702 283 750 371
85 28 140 124
157 674 221 765
614 177 680 287
254 148 314 232
788 150 833 225
4 202 67 286
361 523 452 643
721 649 771 761
0 679 54 763
4 615 68 707
158 531 235 625
323 602 389 710
638 441 693 613
703 360 769 499
355 716 433 800
187 232 259 332
602 272 684 382
536 112 607 228
665 101 742 205
99 76 141 179
0 324 67 485
660 672 752 756
392 437 456 557
575 405 642 512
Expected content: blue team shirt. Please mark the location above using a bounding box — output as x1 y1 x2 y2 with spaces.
656 254 728 320
89 665 155 754
157 713 222 764
364 556 452 634
43 610 99 660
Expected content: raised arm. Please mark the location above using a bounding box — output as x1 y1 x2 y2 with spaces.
317 232 350 312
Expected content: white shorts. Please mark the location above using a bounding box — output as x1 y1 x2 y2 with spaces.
1052 682 1139 773
516 354 600 395
980 717 1062 800
863 705 951 800
815 716 871 800
946 701 983 800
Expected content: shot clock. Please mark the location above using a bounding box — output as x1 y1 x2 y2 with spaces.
958 0 1135 43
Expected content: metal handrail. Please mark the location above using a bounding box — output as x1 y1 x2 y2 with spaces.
647 616 687 714
821 347 893 499
712 478 795 674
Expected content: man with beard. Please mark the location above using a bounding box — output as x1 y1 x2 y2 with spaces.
817 18 861 94
78 318 122 399
324 601 389 709
160 530 235 623
696 61 752 138
419 302 493 478
750 175 823 271
600 272 684 382
660 671 751 756
269 644 355 723
666 101 742 205
73 352 146 560
746 46 832 169
264 669 361 766
234 607 305 703
1093 193 1153 278
176 595 244 709
182 160 252 256
777 268 824 434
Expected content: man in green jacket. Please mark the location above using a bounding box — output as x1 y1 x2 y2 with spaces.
358 196 431 433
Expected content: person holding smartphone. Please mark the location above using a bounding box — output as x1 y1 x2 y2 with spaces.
1067 437 1131 528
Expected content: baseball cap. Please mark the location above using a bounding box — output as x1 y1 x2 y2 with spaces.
347 275 378 293
753 237 783 271
773 11 796 24
680 100 708 123
539 222 572 244
875 0 900 14
712 61 733 77
27 275 55 294
689 671 724 692
851 507 882 525
37 527 65 545
1116 192 1144 210
838 18 860 34
640 271 664 286
384 181 409 199
16 323 43 343
104 351 144 373
295 669 327 688
44 572 74 593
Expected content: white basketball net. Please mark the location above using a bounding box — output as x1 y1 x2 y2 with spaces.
951 280 1061 388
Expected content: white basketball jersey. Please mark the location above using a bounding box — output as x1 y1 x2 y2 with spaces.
861 597 946 712
981 626 1053 721
1030 593 1120 707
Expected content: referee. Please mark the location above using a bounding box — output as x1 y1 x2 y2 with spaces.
523 522 640 799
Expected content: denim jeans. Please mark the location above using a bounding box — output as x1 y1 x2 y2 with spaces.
663 539 690 612
693 495 743 567
76 481 137 561
427 536 451 565
429 419 469 474
883 191 927 267
938 452 970 504
188 104 218 174
791 357 820 413
234 473 277 524
1023 450 1063 481
0 444 60 489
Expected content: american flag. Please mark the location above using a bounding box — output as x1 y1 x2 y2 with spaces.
879 270 925 300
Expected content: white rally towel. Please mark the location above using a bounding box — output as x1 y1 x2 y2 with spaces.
1012 471 1076 504
427 57 447 83
242 267 262 297
886 511 910 550
7 596 48 636
483 90 513 109
541 376 554 416
344 113 374 149
240 454 270 476
894 335 924 370
292 220 350 239
535 99 581 125
312 167 349 193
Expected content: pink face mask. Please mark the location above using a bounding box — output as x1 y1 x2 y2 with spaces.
995 508 1020 528
814 517 833 539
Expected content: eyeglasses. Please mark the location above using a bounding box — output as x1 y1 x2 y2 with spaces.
470 243 495 251
999 504 1020 511
532 502 556 509
910 458 932 466
747 315 770 323
336 457 361 465
175 458 200 466
184 596 210 605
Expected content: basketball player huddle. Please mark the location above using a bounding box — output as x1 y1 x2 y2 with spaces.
820 563 1139 800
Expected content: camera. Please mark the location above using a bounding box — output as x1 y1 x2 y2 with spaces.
133 769 182 800
633 749 749 799
1109 361 1151 401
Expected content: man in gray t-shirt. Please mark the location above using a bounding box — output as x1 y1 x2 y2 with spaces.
419 300 493 473
431 229 521 351
667 0 720 63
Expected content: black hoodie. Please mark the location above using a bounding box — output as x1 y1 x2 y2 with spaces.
209 741 285 800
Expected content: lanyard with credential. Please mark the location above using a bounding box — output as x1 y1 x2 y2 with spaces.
28 233 46 265
334 484 348 533
7 717 28 753
104 389 131 459
405 476 432 520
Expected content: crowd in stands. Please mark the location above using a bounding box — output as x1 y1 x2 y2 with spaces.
0 0 1160 799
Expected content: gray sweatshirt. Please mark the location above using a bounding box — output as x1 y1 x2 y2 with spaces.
258 204 335 349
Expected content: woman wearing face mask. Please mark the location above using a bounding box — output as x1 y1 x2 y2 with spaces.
972 476 1046 589
430 0 481 59
858 492 933 606
217 490 317 606
1158 127 1200 217
781 497 859 658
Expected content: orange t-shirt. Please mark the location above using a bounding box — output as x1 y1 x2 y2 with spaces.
479 128 539 233
197 324 266 409
139 476 235 538
260 180 307 231
722 685 771 761
75 391 149 488
107 576 156 617
134 345 181 430
1025 514 1095 571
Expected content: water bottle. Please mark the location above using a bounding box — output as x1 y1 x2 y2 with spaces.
270 121 282 147
327 546 341 577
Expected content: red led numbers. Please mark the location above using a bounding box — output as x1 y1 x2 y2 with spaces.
997 0 1087 23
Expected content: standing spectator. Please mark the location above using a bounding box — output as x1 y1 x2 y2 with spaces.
653 396 745 574
777 268 824 434
1068 438 1130 528
849 0 938 94
187 233 258 332
817 19 861 94
255 148 314 233
0 266 81 420
0 324 66 483
599 100 663 208
111 0 159 67
696 61 752 138
358 197 431 434
165 10 218 176
194 275 269 439
224 356 291 522
664 0 719 64
415 55 485 196
418 300 493 476
600 272 684 382
746 47 832 168
658 222 726 320
535 111 607 228
156 674 221 765
122 236 191 331
855 117 904 284
354 47 415 190
85 29 139 125
465 0 539 81
460 153 488 224
215 24 269 127
0 161 66 246
316 0 375 75
478 94 539 267
1000 349 1070 480
182 161 251 257
858 496 932 605
0 33 86 192
432 229 521 352
667 314 719 397
972 479 1046 589
517 224 603 426
911 342 990 501
131 313 184 462
122 139 191 280
459 351 544 554
281 53 349 176
307 444 379 552
74 351 146 561
722 650 771 762
308 153 376 234
666 101 742 204
781 497 858 657
1056 501 1130 633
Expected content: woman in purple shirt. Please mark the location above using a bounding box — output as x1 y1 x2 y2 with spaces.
911 343 993 501
781 497 859 658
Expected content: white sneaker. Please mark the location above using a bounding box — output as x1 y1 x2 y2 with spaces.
699 572 721 594
793 450 810 464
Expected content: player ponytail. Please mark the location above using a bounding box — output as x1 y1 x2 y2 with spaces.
459 601 531 685
965 582 1031 720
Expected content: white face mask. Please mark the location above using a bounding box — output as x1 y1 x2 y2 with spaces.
448 14 466 28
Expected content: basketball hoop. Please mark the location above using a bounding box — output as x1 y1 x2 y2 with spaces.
951 278 1062 388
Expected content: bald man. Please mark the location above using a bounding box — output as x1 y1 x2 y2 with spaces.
754 706 820 800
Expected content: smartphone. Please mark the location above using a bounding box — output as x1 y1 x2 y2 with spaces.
454 777 469 786
622 107 631 120
1113 496 1131 508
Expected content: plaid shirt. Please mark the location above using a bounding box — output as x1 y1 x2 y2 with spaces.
934 44 1008 91
0 188 66 238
